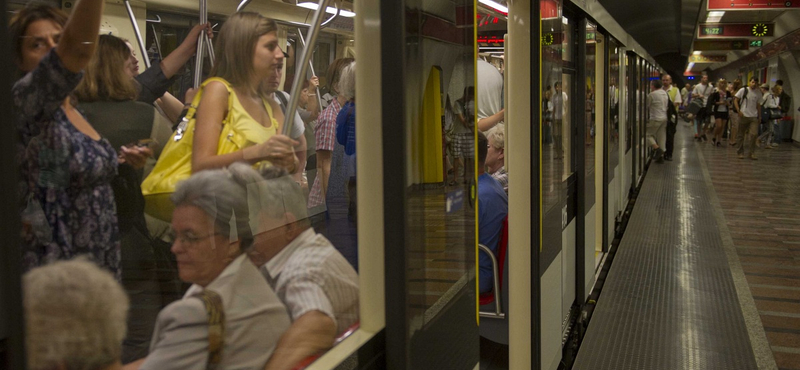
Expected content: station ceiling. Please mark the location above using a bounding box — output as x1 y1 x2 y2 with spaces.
600 0 800 81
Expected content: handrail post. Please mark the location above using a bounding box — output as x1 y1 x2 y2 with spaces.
296 29 323 110
282 0 333 136
478 244 503 317
193 0 208 88
123 0 151 69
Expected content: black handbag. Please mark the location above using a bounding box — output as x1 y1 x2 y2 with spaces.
767 108 782 120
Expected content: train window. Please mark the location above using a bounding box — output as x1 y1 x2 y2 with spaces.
608 38 622 179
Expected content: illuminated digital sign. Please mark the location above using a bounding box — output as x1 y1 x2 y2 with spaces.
698 23 774 38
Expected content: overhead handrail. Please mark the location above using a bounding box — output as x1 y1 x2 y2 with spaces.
296 29 323 110
150 24 162 62
145 14 161 23
123 0 151 69
193 0 214 88
478 244 505 319
320 1 340 28
237 0 254 12
282 0 333 136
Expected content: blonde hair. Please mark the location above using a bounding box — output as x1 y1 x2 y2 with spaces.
486 123 505 150
210 12 278 95
74 35 138 102
772 85 782 95
717 78 727 90
24 258 129 370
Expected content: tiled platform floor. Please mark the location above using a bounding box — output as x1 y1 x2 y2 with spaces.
697 128 800 370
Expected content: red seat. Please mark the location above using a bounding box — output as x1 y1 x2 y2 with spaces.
479 216 509 305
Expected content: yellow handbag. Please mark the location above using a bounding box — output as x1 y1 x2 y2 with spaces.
141 77 262 222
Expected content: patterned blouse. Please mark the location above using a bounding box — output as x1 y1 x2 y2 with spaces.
14 50 120 279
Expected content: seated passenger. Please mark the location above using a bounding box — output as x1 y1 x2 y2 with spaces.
477 131 508 294
486 123 507 194
125 165 291 370
244 166 359 370
24 258 129 370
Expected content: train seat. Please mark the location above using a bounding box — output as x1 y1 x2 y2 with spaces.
479 216 510 345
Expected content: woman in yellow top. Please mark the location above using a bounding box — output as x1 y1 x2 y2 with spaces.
193 12 300 173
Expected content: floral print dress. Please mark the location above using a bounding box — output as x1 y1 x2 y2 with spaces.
14 50 120 279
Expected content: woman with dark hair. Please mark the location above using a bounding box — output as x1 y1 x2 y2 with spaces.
74 34 170 362
708 79 731 146
11 0 122 277
729 79 743 146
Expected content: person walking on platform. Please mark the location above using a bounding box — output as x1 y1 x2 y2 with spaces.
734 78 763 160
775 79 792 142
757 84 782 149
662 74 681 161
646 79 669 163
728 79 743 146
692 74 713 140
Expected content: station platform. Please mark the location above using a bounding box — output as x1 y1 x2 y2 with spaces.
574 124 800 370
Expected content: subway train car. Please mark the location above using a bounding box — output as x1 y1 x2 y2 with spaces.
0 0 671 370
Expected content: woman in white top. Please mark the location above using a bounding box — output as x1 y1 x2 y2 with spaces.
758 85 782 148
708 79 731 146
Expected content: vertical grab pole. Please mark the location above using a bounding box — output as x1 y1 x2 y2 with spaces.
296 29 323 110
283 0 333 135
193 0 207 87
123 0 151 69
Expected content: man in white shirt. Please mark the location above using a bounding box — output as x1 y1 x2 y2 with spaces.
692 75 714 139
646 79 669 163
734 78 763 160
477 58 505 131
662 74 682 161
247 168 359 370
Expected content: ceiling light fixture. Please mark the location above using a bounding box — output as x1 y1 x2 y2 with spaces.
693 51 702 55
297 2 356 17
686 62 695 71
478 0 508 15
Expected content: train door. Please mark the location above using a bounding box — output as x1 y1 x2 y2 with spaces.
604 37 622 249
559 10 578 358
626 52 637 194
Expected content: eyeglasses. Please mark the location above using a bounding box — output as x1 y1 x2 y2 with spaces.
169 230 221 245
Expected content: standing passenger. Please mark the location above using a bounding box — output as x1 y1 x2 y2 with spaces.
646 79 669 163
692 74 713 140
190 13 301 174
11 1 121 277
758 84 782 149
708 79 731 147
728 79 743 146
308 58 354 211
662 74 681 161
477 58 505 131
734 78 763 160
452 86 475 185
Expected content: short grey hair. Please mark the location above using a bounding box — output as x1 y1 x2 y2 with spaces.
256 167 309 222
486 123 505 150
24 258 129 370
338 61 356 100
172 163 266 251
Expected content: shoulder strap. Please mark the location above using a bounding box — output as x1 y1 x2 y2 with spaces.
274 91 288 114
196 290 225 370
173 78 235 142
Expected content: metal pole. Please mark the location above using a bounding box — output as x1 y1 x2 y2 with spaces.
193 0 206 87
237 0 254 12
296 29 323 110
283 0 333 135
123 0 151 69
150 24 162 62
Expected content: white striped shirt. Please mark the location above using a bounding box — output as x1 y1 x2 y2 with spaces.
261 228 359 333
